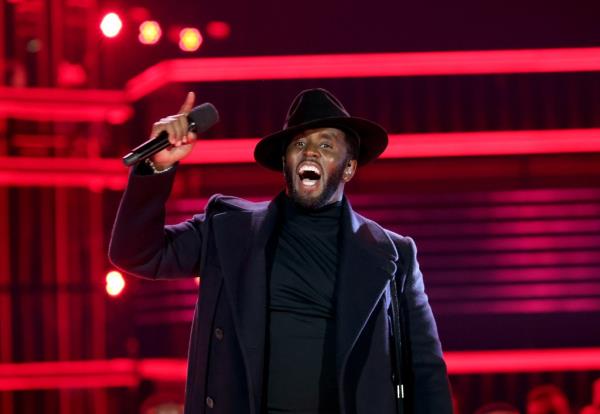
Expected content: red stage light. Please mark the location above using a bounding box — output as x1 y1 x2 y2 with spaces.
139 21 162 45
2 348 600 390
0 87 132 124
127 48 600 100
105 270 125 296
100 12 123 38
179 28 203 52
57 62 87 87
206 21 231 40
128 6 150 23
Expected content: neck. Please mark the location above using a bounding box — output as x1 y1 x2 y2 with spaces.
284 193 342 211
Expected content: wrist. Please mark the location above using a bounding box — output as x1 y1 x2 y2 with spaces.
145 158 174 173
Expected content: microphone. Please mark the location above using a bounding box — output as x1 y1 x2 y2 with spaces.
122 103 219 167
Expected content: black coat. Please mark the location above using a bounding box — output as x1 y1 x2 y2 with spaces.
109 167 452 414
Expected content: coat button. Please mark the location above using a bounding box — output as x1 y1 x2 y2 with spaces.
206 396 214 408
214 327 224 341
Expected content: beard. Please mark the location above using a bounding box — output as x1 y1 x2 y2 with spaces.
283 159 346 210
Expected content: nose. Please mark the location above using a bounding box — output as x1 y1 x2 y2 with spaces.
302 141 320 158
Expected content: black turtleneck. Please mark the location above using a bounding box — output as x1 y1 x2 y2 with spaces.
266 195 342 414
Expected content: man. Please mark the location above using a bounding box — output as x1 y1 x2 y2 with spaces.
109 88 452 414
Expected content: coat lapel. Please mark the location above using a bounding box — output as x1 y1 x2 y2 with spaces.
212 197 281 413
335 197 399 381
211 194 399 409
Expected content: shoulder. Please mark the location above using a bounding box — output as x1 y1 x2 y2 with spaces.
384 229 416 252
352 209 414 248
351 208 417 263
355 209 418 266
384 229 418 262
204 193 270 215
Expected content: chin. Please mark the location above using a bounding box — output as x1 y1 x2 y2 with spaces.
289 179 339 210
290 190 325 210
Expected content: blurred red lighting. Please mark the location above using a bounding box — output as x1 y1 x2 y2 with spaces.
206 21 231 40
2 348 600 391
57 62 87 87
127 48 600 100
138 20 162 45
100 12 123 38
179 28 202 52
105 270 125 296
128 6 150 23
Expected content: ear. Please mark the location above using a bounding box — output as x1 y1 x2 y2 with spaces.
342 159 357 183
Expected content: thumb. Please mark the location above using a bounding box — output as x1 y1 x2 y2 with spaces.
178 91 195 114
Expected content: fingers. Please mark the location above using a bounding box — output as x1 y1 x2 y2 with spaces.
175 114 188 143
150 119 166 139
164 118 178 144
171 116 184 142
151 141 194 169
186 131 198 142
151 114 191 144
149 91 197 152
178 91 195 115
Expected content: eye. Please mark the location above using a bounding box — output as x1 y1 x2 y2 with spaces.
294 140 305 148
320 142 333 149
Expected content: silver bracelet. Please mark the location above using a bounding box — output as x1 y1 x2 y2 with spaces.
144 158 173 174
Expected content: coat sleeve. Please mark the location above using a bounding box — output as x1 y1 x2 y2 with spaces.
397 236 453 414
108 165 214 280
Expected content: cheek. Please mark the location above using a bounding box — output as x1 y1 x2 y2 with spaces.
283 155 298 178
285 147 300 162
323 158 345 177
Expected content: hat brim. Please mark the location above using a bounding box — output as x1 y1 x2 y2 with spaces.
254 116 388 171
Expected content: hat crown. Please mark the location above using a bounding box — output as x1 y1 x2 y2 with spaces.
284 88 351 129
254 87 388 171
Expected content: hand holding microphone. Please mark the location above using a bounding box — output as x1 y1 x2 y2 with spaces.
122 92 220 170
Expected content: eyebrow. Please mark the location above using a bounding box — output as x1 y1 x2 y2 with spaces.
293 129 342 140
318 131 340 139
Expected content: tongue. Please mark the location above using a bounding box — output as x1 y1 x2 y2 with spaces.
301 178 318 187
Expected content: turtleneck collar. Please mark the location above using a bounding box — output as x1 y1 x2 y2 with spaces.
281 194 343 222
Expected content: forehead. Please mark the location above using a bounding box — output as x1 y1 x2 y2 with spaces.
292 127 346 140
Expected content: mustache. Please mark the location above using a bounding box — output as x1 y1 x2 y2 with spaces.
296 156 320 165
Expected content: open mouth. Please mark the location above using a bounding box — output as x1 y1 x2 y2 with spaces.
297 163 322 187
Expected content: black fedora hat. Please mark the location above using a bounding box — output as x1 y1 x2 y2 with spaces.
254 88 388 171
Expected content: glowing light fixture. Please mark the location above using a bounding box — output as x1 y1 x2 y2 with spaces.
206 21 231 40
179 28 202 52
127 48 600 100
139 20 162 45
105 270 125 296
100 12 123 38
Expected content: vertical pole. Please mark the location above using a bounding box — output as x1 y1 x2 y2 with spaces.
49 0 63 86
0 0 5 83
90 188 108 414
86 0 100 87
0 3 14 412
0 188 13 414
86 1 109 410
55 187 72 414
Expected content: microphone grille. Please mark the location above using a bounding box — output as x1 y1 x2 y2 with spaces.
188 103 219 133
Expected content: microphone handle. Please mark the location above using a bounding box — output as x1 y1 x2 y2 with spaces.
122 122 197 167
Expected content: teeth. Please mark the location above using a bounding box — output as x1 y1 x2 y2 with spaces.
302 179 317 187
298 164 321 175
300 165 318 173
